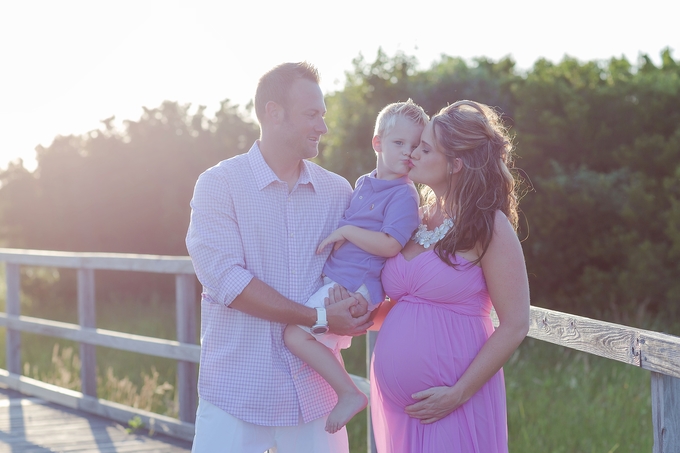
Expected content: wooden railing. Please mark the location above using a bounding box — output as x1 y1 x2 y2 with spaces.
0 248 369 444
0 248 201 440
499 307 680 453
0 248 678 452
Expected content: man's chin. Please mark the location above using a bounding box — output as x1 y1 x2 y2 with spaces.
305 145 320 159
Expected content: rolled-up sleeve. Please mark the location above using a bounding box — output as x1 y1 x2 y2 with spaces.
186 168 253 306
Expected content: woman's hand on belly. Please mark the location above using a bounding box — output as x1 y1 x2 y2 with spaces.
404 385 465 424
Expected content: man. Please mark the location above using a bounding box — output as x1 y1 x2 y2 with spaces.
186 62 372 453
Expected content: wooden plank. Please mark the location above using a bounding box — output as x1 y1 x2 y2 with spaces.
4 264 20 374
640 330 680 378
0 388 191 452
175 274 198 424
523 306 640 366
0 371 196 441
651 372 680 453
0 314 200 363
78 268 97 397
0 248 195 274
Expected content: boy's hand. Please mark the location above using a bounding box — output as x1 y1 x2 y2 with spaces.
349 294 369 318
324 284 372 329
316 227 347 254
326 296 372 336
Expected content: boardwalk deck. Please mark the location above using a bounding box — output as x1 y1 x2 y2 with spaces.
0 385 192 453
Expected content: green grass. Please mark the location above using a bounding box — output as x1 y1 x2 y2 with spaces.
0 266 662 452
505 338 652 453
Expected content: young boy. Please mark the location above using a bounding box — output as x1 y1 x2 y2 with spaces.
284 99 428 434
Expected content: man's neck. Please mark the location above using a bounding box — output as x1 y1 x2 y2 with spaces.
258 139 302 192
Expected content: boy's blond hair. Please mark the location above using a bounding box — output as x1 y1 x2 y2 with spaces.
373 99 429 137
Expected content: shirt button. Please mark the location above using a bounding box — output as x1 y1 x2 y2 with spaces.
290 233 294 238
359 196 363 199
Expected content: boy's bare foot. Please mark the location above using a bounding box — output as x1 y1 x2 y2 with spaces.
325 391 368 434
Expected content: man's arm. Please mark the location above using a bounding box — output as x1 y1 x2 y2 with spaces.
230 278 372 335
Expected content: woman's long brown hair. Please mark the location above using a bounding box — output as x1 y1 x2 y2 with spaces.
426 100 519 267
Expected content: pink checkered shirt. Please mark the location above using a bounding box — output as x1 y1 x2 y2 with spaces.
186 142 352 426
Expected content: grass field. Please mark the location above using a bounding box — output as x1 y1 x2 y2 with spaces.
0 268 668 452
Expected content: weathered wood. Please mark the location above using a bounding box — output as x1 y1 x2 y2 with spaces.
0 313 201 363
4 263 21 375
78 268 97 397
651 372 680 453
0 248 195 274
640 330 680 378
525 306 641 367
0 383 192 451
0 370 196 442
175 274 198 423
493 306 680 379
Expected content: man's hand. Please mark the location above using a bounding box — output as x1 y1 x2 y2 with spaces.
324 284 372 335
316 227 347 254
324 284 369 317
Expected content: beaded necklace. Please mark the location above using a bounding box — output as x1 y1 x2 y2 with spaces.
412 218 453 249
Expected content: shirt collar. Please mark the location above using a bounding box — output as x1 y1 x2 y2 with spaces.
365 169 412 192
247 141 316 192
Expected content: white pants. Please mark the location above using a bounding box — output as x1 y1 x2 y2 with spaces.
191 399 349 453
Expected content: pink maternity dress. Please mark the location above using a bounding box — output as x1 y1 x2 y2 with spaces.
370 250 507 453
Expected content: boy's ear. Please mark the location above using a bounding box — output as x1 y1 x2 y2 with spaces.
265 101 284 125
372 135 382 153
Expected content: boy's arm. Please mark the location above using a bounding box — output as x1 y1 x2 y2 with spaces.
316 225 402 258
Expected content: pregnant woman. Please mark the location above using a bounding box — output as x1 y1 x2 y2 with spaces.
369 100 531 452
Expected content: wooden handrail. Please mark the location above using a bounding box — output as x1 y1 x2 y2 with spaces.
1 248 679 452
0 248 194 274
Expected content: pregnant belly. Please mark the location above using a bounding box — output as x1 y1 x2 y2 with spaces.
372 301 482 409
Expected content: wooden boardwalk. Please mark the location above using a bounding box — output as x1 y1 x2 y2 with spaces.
0 385 192 453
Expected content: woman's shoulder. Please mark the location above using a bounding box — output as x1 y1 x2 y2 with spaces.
491 210 516 237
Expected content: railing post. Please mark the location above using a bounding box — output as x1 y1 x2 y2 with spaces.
651 371 680 453
176 273 198 423
5 263 21 374
366 330 378 453
78 268 97 397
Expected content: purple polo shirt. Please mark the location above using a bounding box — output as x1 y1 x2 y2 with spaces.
322 170 420 304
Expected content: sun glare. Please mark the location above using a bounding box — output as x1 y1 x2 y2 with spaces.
1 0 676 172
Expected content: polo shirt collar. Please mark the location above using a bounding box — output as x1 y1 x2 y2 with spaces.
365 169 412 192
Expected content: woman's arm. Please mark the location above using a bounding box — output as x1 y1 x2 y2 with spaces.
317 225 402 258
405 210 530 423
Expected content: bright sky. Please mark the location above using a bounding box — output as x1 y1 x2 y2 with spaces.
1 0 677 171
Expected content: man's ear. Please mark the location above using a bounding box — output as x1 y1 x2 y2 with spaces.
372 135 382 153
265 101 284 125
